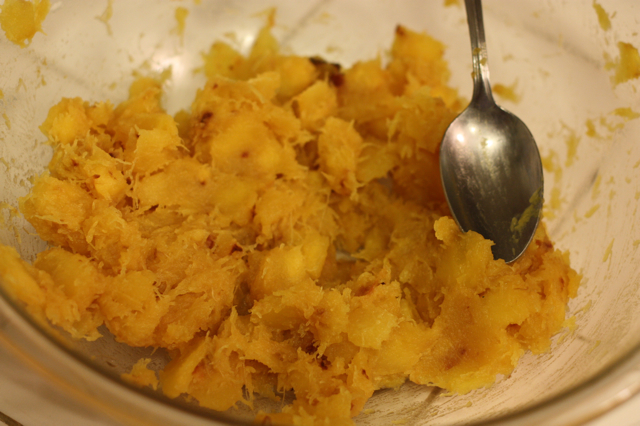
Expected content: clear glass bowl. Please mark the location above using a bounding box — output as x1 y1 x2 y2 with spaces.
1 1 640 425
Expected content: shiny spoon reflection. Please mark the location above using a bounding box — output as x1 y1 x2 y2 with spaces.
439 0 544 263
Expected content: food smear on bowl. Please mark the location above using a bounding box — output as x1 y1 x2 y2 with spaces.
0 18 581 425
492 80 521 103
606 41 640 86
0 0 49 48
592 0 612 32
171 6 189 44
96 0 114 36
593 1 640 87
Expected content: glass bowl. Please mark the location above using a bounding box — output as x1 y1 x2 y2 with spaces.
1 1 639 425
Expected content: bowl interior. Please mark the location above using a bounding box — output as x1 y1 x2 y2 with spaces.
1 1 640 425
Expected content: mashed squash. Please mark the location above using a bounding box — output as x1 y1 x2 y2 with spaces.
0 0 49 48
0 22 579 425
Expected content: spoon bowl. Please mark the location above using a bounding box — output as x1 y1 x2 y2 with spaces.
439 0 543 263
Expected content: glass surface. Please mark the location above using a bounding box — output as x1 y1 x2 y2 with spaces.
1 1 639 425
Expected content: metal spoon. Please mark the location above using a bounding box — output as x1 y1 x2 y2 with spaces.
439 0 543 263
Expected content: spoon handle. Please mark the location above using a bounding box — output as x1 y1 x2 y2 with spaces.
465 0 494 103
